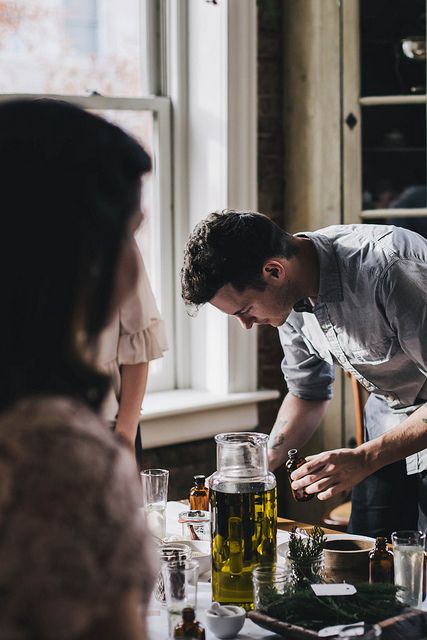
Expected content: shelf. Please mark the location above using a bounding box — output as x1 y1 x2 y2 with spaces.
363 147 426 153
361 208 427 220
360 95 427 106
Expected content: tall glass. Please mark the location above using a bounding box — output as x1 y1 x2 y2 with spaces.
392 530 425 608
162 559 199 636
140 468 169 539
210 432 277 610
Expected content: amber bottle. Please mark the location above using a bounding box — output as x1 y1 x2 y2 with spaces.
369 537 393 584
285 449 314 502
173 607 206 638
189 475 209 511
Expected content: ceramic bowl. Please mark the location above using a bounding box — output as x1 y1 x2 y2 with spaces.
184 539 211 577
323 533 375 583
277 541 289 567
205 606 246 639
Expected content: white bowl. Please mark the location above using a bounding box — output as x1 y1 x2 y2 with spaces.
205 606 246 639
278 534 374 555
184 539 211 577
323 533 375 550
277 540 289 566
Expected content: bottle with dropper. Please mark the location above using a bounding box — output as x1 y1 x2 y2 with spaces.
285 449 314 502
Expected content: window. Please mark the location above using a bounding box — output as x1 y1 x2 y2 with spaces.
0 0 278 445
0 0 174 392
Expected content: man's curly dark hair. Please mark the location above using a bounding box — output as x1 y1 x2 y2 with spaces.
181 209 297 308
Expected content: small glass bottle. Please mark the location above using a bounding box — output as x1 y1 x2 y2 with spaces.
369 537 394 584
189 475 209 511
173 606 206 639
285 449 314 502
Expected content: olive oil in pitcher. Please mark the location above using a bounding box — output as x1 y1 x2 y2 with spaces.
210 433 277 610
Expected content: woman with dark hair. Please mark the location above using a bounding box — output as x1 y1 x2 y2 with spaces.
0 99 156 640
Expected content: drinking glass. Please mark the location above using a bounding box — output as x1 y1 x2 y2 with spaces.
155 543 193 603
140 468 169 539
392 530 425 608
161 558 199 636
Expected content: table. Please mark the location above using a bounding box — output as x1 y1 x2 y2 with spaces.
147 503 338 639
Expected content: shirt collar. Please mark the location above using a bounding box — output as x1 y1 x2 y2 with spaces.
294 231 343 306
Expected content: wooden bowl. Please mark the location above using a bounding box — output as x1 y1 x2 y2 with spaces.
323 533 375 583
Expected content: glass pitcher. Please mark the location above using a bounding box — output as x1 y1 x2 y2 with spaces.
210 432 277 610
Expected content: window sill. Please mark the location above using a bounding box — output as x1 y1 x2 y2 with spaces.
140 389 280 449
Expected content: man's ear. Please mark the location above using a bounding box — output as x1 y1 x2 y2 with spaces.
262 259 286 282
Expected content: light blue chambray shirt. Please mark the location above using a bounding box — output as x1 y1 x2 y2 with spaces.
278 224 427 474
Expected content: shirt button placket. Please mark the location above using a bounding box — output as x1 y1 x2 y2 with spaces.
317 311 377 393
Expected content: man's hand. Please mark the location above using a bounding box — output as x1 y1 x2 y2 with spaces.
290 447 373 500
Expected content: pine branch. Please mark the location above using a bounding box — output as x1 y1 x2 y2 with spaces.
262 583 404 631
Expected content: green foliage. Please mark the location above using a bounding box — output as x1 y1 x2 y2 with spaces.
288 526 326 588
288 526 326 561
261 583 404 631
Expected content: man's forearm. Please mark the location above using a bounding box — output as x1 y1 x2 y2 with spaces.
268 393 330 470
290 402 427 501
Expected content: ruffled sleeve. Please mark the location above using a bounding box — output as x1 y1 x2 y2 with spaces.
96 248 168 369
117 249 168 366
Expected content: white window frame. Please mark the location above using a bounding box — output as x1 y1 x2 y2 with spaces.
141 0 279 448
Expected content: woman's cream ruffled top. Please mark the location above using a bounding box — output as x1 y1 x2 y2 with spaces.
0 396 156 640
97 249 168 421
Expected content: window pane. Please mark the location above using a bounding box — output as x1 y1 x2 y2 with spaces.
92 110 157 292
360 0 427 97
94 109 171 388
63 0 98 56
0 0 146 96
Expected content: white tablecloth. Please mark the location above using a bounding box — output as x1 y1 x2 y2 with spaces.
147 581 283 639
147 502 288 639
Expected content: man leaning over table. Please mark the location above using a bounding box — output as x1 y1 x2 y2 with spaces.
180 209 427 539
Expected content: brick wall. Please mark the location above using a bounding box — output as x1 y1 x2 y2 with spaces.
143 437 217 501
257 0 289 516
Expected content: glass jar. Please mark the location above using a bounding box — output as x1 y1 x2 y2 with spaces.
210 432 277 610
288 552 325 588
178 510 210 541
252 564 290 612
155 543 193 603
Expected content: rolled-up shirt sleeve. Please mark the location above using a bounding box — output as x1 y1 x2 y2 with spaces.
278 320 335 401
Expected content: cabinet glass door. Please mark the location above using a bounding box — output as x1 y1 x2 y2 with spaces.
359 0 427 237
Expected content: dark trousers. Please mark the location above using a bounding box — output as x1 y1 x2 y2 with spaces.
135 426 143 470
348 459 421 539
